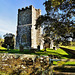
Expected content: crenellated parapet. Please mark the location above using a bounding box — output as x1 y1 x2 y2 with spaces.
18 5 41 13
18 5 32 12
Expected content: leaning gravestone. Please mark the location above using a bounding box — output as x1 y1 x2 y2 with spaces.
20 44 24 52
7 45 9 50
37 45 40 51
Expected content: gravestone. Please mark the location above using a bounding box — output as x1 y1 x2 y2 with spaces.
7 45 9 50
37 45 40 51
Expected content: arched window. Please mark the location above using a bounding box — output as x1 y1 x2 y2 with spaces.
21 34 27 43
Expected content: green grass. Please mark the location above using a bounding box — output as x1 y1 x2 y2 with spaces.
0 71 8 75
0 46 7 50
53 61 75 66
53 61 75 72
64 61 75 65
0 47 73 59
0 48 32 54
60 46 75 50
35 48 72 59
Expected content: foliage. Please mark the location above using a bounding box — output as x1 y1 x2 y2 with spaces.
60 46 75 50
0 37 4 47
43 0 75 34
62 41 71 46
35 0 75 47
2 33 15 49
0 46 7 50
44 0 75 15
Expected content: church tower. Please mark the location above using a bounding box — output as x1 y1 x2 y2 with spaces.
16 5 41 49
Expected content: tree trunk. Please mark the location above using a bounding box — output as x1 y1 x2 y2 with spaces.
7 45 9 50
44 47 46 52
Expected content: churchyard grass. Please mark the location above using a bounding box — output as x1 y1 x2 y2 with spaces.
60 46 75 50
0 46 7 50
0 47 73 59
53 61 75 65
35 48 72 59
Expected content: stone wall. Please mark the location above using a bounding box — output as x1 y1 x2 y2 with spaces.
0 53 75 75
0 53 50 75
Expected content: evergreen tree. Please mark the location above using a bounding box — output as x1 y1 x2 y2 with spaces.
3 33 15 49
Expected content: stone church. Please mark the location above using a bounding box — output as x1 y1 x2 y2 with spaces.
16 5 44 49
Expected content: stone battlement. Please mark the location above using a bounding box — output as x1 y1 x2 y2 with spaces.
0 53 50 75
18 5 41 12
18 5 32 11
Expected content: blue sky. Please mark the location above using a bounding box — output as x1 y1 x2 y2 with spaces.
0 0 46 38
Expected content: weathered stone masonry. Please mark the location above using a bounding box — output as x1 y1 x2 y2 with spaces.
16 5 41 49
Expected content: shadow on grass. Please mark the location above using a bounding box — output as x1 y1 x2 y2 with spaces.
4 49 36 55
35 50 73 59
63 64 75 66
0 48 74 59
60 47 75 58
7 49 31 54
0 49 31 54
0 49 8 51
54 67 75 72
